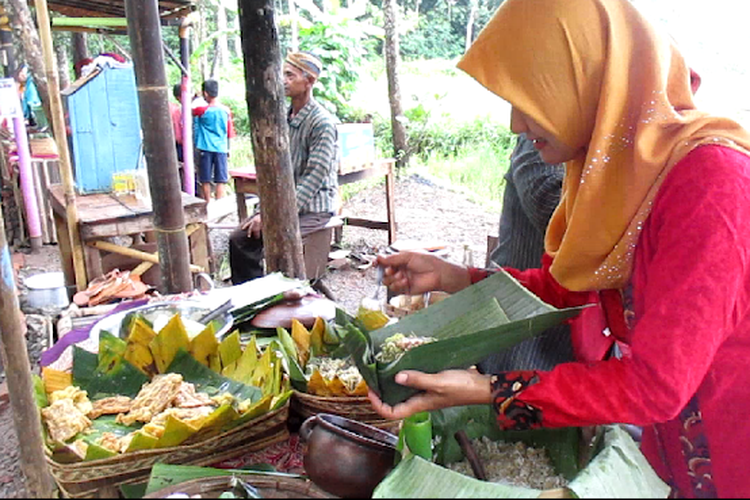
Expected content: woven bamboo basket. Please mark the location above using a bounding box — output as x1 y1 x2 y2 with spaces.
292 390 400 433
48 401 291 499
143 474 334 498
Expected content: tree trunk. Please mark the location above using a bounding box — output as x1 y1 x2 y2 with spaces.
72 31 88 65
464 0 477 53
383 0 409 168
238 0 306 280
0 209 56 498
55 40 69 89
125 0 193 294
216 2 229 68
4 0 53 133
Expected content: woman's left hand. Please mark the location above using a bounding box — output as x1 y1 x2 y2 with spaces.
367 369 492 420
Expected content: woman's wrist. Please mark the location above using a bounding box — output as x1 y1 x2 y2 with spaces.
468 373 493 405
440 261 473 293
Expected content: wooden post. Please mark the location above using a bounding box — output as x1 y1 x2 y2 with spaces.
33 0 88 291
0 207 56 498
179 16 195 196
71 32 88 67
238 0 306 280
125 0 193 294
0 6 15 77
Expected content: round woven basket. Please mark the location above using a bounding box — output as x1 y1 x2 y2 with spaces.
292 390 401 432
143 475 334 498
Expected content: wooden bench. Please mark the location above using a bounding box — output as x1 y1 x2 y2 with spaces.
230 158 397 245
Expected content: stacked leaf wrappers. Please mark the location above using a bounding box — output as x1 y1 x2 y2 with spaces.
337 269 588 406
37 311 292 463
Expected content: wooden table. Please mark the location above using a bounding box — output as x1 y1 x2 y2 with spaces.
49 184 211 288
231 158 397 245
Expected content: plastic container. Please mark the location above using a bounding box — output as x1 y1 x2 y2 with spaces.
24 272 70 309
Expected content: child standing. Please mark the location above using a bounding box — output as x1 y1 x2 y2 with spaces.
193 79 235 201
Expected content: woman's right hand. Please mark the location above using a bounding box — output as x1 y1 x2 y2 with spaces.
375 251 472 295
240 214 262 239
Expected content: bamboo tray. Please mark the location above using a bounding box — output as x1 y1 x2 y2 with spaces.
144 475 334 498
48 401 291 499
292 390 400 433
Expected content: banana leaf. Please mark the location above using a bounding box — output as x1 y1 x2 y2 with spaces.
144 463 304 496
165 348 262 404
397 412 433 462
374 425 669 498
276 327 307 391
373 454 540 498
340 270 588 405
73 345 149 400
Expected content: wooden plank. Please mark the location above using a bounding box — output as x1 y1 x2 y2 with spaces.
344 217 390 231
83 243 104 279
188 223 210 276
54 212 77 287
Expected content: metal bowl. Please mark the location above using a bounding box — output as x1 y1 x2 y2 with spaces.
88 300 234 342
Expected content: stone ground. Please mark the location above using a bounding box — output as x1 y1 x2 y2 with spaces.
0 172 500 497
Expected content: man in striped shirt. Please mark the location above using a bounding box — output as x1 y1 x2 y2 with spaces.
228 51 339 284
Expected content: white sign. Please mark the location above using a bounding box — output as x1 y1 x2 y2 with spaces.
0 78 23 119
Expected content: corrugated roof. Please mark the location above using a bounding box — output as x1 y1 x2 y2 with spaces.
43 1 193 19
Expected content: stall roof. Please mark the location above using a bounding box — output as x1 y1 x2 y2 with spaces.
39 0 194 19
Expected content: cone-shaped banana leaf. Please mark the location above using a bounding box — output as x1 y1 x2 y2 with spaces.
125 430 159 453
310 317 326 356
124 317 158 376
97 331 128 374
340 270 588 406
42 367 72 395
291 319 311 367
222 336 259 384
85 442 118 461
189 323 220 369
154 415 200 449
150 314 190 373
277 327 307 391
219 331 243 370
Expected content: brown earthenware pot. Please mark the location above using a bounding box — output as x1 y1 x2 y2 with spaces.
300 413 399 498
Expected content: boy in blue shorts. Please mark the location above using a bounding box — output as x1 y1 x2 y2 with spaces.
193 79 236 201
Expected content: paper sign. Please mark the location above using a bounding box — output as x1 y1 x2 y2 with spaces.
0 78 23 119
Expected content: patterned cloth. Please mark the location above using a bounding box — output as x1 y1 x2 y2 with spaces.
480 134 573 372
288 99 339 215
212 434 306 474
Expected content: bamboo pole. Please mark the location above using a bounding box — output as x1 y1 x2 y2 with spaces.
0 207 56 498
125 0 193 294
33 0 88 291
88 239 204 273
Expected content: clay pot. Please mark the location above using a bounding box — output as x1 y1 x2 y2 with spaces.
300 413 398 498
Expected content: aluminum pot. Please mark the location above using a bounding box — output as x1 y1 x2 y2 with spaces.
300 413 398 498
24 272 70 309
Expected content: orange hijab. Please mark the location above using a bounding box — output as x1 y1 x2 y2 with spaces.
458 0 750 291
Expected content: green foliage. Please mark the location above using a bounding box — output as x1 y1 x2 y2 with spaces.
221 94 251 136
401 12 464 60
295 22 366 117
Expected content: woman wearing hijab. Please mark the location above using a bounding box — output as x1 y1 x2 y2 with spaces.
370 0 750 496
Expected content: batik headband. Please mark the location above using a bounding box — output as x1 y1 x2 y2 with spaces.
285 52 323 78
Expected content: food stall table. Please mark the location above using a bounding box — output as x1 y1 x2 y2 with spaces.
231 158 397 245
48 184 211 288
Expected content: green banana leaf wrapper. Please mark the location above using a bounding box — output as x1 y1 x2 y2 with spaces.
338 269 588 406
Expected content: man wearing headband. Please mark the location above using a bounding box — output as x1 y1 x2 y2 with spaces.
229 51 339 284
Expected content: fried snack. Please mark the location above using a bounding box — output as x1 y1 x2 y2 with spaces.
88 396 133 419
116 373 183 426
174 382 214 408
42 399 92 442
49 386 93 416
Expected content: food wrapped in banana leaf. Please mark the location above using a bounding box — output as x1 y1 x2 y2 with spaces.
338 269 588 406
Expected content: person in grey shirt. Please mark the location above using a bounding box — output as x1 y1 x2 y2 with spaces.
480 133 574 372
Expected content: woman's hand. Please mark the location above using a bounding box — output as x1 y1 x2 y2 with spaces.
376 251 472 295
367 369 492 420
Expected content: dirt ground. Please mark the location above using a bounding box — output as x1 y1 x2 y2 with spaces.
0 172 500 497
